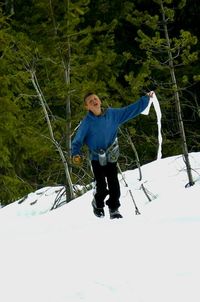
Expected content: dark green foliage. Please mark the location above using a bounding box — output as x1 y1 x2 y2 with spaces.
0 0 199 204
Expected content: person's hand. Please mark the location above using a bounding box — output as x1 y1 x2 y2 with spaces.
72 155 82 165
147 91 154 98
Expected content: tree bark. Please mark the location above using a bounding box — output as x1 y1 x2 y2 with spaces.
31 69 75 201
49 0 72 156
160 0 194 186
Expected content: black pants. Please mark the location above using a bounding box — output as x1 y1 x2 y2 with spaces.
91 160 121 210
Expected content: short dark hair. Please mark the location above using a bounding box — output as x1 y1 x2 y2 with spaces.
83 92 95 103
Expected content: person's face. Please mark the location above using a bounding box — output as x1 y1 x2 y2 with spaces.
85 94 102 115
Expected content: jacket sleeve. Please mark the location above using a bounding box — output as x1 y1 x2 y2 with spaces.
111 95 150 125
71 119 89 156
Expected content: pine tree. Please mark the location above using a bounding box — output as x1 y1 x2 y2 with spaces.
126 0 199 186
0 9 47 204
5 0 121 200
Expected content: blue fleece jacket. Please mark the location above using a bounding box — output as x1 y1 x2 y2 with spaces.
71 95 149 160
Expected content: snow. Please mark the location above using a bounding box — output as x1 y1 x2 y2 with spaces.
0 152 200 302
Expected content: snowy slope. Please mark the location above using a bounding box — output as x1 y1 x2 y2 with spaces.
0 152 200 302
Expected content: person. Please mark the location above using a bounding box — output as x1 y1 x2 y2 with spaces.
71 91 153 219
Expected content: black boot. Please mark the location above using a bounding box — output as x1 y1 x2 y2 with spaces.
109 208 123 219
92 199 105 218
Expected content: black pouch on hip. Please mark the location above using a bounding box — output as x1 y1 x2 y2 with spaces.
98 149 107 166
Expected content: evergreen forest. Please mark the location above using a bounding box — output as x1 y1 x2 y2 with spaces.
0 0 200 205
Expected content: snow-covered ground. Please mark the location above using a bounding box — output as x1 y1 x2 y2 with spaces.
0 152 200 302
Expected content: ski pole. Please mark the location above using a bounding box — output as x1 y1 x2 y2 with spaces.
117 163 141 215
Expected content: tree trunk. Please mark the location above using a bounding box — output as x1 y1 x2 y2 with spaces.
160 0 194 186
64 35 72 157
31 70 75 201
49 0 72 157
